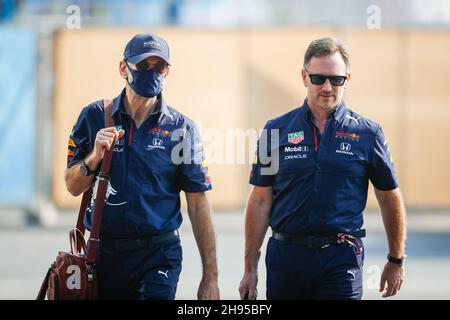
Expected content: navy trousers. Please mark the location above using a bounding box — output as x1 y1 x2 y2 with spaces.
266 237 364 300
97 236 182 300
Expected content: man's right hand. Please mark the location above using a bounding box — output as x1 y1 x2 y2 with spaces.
239 271 258 300
89 127 125 166
65 127 125 196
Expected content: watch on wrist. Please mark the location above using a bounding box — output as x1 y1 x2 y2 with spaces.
80 159 95 176
387 254 406 266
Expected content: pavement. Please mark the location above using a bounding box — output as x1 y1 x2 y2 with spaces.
1 208 450 300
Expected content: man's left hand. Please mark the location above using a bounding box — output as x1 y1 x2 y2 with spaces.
197 277 220 300
379 262 405 298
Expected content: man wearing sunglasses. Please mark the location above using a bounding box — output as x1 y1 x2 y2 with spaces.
240 37 406 300
65 34 219 300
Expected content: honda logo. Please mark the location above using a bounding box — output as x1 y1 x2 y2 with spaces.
340 142 351 151
153 138 163 146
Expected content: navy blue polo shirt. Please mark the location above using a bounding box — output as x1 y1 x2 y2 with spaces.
67 89 212 239
250 99 398 235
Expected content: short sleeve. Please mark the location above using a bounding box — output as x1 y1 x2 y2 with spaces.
67 107 95 168
368 126 399 191
179 122 212 192
249 121 276 187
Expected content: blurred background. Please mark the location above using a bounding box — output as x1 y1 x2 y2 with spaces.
1 0 450 300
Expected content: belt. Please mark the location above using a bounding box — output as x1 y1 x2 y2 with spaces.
101 230 179 252
271 229 366 248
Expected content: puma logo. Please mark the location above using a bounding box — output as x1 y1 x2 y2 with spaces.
158 270 169 278
346 115 360 125
347 270 356 280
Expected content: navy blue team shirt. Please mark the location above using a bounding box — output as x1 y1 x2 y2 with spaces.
67 89 212 239
250 99 398 236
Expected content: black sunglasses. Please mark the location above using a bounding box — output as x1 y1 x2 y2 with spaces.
133 60 169 74
307 73 347 86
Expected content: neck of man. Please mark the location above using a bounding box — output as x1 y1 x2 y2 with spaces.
307 98 339 134
124 84 158 128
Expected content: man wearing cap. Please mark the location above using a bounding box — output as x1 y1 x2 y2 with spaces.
239 37 406 300
65 34 220 300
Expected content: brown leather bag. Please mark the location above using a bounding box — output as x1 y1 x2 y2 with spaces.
37 99 115 300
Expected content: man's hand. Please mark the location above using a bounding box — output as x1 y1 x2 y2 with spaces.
239 186 271 301
185 192 220 300
90 127 125 165
65 127 125 196
239 271 258 300
375 187 406 298
379 262 405 298
198 276 220 300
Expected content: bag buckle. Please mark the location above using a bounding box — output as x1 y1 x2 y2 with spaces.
86 264 95 282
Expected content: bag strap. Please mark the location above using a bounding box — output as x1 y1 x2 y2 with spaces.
75 188 91 234
86 99 114 264
36 265 53 300
37 99 114 300
74 99 113 234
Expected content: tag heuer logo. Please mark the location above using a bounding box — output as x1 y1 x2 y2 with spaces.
288 131 304 144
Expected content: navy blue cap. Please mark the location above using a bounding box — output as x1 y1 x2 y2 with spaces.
123 34 170 65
